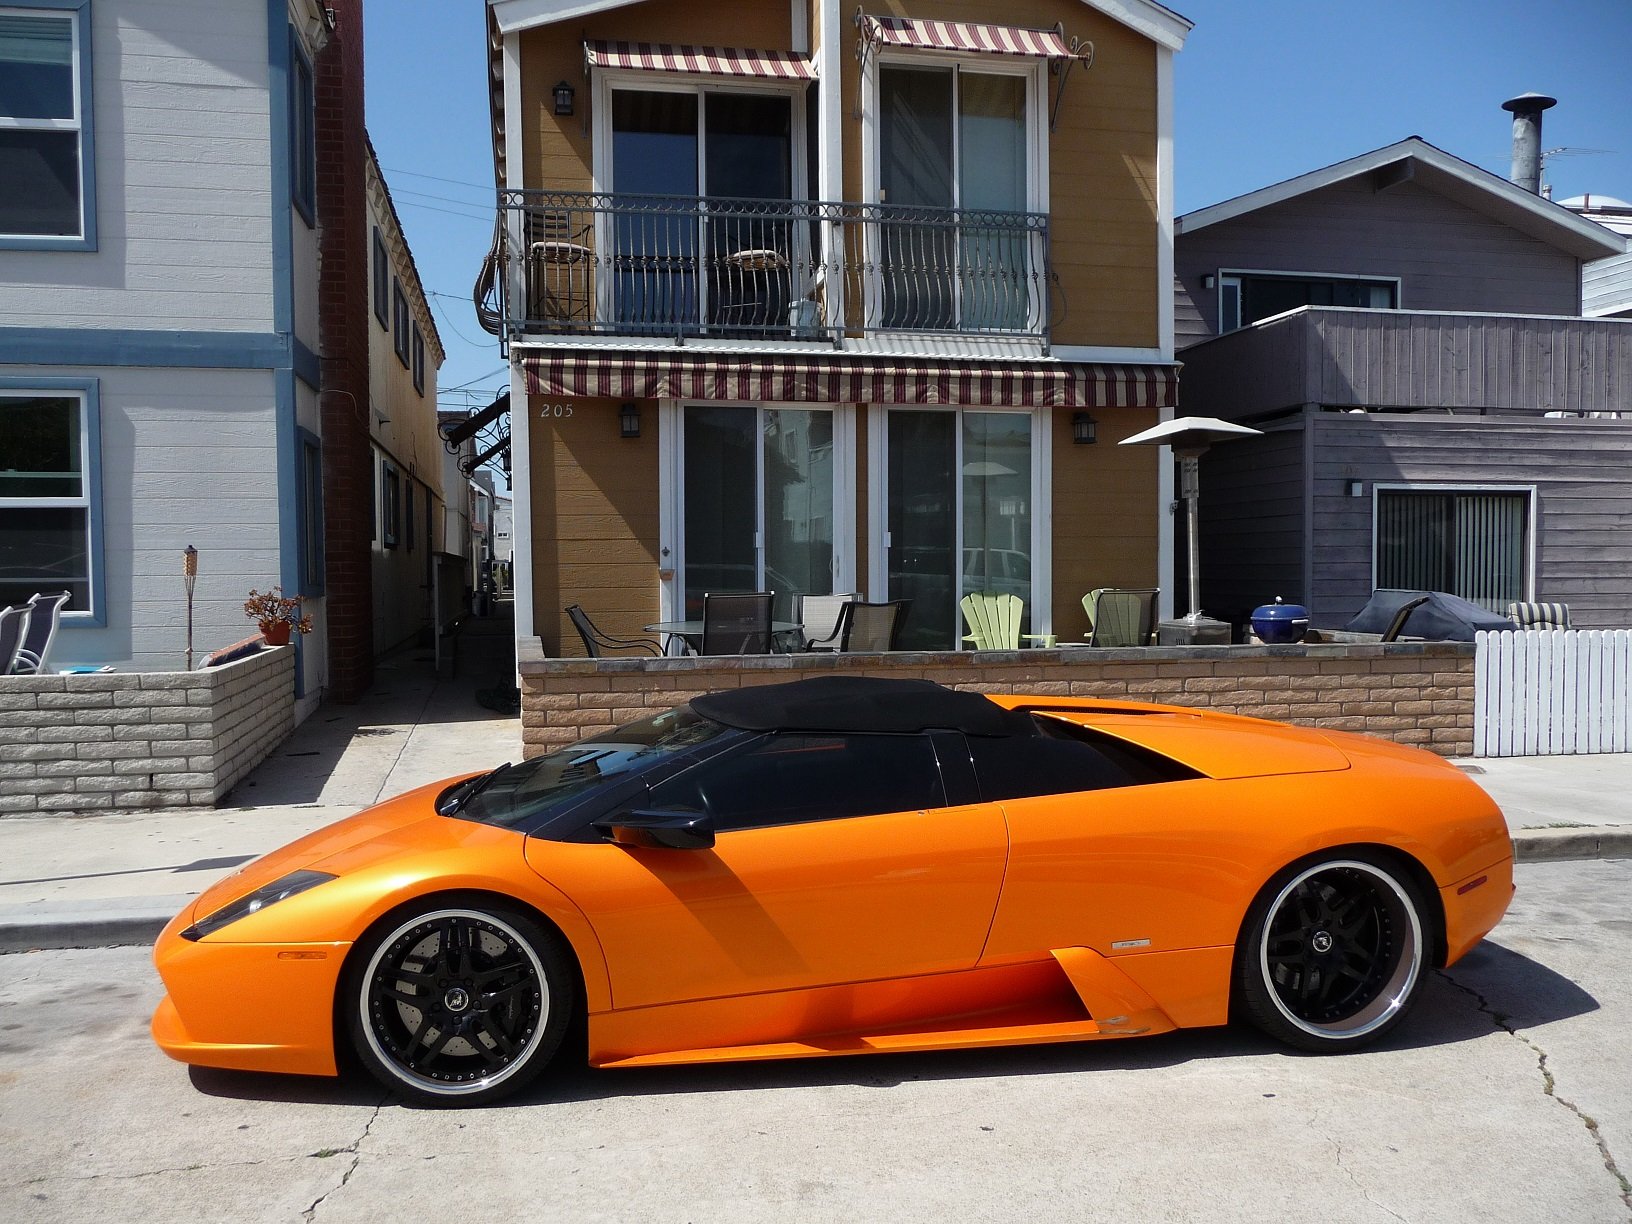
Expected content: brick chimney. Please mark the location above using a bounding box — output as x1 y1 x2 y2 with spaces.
315 0 374 701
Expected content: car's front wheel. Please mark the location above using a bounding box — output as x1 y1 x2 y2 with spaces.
1237 856 1428 1051
346 902 573 1106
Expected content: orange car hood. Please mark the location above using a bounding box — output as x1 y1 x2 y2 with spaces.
181 776 470 928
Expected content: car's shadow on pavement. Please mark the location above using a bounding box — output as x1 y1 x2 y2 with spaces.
184 938 1595 1110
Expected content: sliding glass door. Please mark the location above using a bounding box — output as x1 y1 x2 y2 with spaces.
682 406 835 622
885 409 1034 649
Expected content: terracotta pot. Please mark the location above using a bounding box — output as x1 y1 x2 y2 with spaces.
260 621 292 646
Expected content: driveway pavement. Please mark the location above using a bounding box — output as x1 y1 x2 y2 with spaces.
1 857 1627 1223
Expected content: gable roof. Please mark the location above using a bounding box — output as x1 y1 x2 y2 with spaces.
488 0 1192 51
1177 137 1625 262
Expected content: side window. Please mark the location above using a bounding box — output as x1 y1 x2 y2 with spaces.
648 733 944 832
372 227 389 327
968 714 1199 802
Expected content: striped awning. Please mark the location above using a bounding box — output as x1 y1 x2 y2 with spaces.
520 352 1177 409
584 40 817 80
858 15 1076 60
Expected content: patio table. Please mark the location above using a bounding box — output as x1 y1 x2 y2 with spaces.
644 619 801 654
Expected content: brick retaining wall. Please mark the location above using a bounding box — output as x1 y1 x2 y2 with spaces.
0 646 296 816
518 641 1476 757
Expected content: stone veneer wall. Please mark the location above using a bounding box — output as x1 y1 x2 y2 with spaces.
518 641 1476 757
0 646 296 816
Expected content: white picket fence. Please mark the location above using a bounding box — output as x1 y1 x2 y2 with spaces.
1474 630 1632 757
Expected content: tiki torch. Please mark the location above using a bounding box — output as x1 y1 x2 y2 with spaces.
183 545 198 670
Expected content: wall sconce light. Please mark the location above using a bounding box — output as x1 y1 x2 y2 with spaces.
619 401 641 438
1202 273 1216 290
553 81 576 117
1072 411 1097 445
1348 479 1365 498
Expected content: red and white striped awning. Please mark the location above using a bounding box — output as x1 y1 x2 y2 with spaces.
520 352 1177 409
858 15 1076 60
584 40 817 80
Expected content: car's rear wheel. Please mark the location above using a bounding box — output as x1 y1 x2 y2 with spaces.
1237 856 1427 1051
347 903 573 1106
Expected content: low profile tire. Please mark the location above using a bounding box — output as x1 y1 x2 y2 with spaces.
346 902 574 1106
1236 855 1428 1052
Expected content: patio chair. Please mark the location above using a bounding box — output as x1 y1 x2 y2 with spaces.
835 599 910 652
960 591 1051 651
11 590 70 675
795 592 859 651
565 604 661 658
1083 587 1160 647
1508 601 1572 631
0 604 31 676
700 591 774 656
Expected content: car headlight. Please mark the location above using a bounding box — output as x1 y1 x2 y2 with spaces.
182 870 337 940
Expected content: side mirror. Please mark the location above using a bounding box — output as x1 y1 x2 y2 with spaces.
595 808 715 851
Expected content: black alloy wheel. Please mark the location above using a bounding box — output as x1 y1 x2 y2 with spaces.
348 904 573 1106
1237 857 1427 1051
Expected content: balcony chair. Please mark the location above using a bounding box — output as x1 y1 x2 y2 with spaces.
10 590 70 675
1082 587 1160 648
1508 601 1572 631
960 591 1052 651
714 246 790 331
834 599 910 652
700 591 775 656
565 604 661 659
528 210 594 328
0 604 31 676
794 593 859 651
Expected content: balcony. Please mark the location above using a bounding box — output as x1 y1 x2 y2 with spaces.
492 190 1051 350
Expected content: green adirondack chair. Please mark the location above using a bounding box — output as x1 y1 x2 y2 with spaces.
960 591 1032 650
1082 587 1159 647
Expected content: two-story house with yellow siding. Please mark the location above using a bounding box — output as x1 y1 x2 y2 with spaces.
481 0 1190 655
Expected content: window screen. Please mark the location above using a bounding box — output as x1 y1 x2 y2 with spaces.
647 733 944 832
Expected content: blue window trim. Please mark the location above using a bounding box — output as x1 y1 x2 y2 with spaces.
0 375 106 627
288 31 316 227
296 425 325 597
0 0 99 252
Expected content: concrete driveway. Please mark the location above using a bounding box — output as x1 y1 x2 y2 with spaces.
1 858 1627 1223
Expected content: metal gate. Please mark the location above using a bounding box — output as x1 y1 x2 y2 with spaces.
1474 630 1632 756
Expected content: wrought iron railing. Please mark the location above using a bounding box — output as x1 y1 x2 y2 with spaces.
493 190 1051 346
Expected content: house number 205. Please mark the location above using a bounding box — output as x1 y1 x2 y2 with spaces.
538 403 574 418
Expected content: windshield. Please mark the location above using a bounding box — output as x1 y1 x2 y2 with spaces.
448 706 733 831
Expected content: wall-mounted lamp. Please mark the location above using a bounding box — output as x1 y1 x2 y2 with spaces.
553 81 576 116
1072 411 1097 445
619 401 641 438
1202 273 1216 290
1348 479 1365 498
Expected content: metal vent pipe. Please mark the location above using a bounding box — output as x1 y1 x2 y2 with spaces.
1501 92 1557 194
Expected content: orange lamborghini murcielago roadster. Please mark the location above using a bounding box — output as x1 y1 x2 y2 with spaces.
152 676 1512 1106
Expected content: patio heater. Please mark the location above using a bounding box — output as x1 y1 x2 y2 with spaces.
1120 416 1263 645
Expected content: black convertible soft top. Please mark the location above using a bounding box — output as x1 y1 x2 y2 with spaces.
691 676 1026 737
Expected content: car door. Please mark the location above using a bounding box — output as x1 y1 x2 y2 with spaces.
528 731 1008 1011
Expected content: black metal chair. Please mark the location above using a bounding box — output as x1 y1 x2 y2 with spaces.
700 592 774 656
835 599 910 652
0 604 31 676
565 604 660 658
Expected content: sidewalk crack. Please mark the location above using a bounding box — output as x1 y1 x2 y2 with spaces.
301 1096 387 1222
1439 970 1632 1216
1308 1107 1408 1223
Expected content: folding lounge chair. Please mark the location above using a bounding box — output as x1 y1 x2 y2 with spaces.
11 590 70 675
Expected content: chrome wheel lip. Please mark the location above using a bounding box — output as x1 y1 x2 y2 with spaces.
1258 859 1422 1042
359 908 549 1098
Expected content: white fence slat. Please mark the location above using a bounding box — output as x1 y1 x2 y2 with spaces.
1473 629 1632 757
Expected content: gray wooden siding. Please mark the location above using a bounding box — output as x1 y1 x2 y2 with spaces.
1178 308 1632 419
0 0 275 332
1307 414 1632 630
1175 177 1582 345
1197 424 1307 622
1584 248 1632 318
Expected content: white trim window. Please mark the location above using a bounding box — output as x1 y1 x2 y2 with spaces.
862 51 1048 334
1374 485 1533 614
0 387 94 614
0 3 94 247
1218 271 1399 333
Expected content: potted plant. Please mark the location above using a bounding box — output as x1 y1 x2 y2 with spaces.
244 586 312 646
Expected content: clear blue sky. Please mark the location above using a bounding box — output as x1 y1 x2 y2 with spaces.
364 0 1632 475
